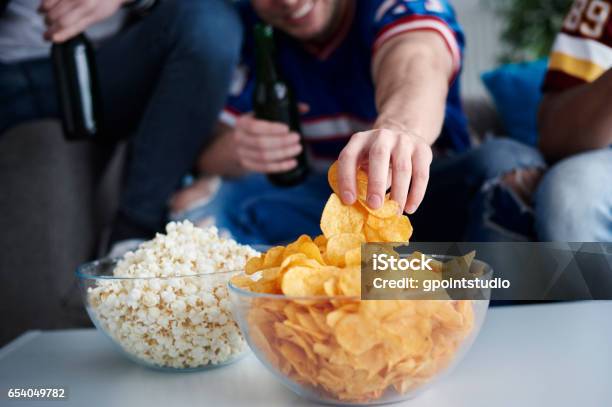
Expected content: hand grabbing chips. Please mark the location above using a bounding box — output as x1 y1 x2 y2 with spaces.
231 162 475 403
325 161 413 242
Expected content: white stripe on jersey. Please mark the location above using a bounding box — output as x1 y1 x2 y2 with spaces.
373 18 461 73
553 32 612 69
301 116 372 139
219 110 373 140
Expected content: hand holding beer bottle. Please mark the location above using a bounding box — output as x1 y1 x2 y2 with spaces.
41 0 117 141
199 24 309 183
249 23 309 187
233 113 305 175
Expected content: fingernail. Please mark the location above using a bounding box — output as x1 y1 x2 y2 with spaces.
407 205 417 214
341 191 354 204
367 194 382 208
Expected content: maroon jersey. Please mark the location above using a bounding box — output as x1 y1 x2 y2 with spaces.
543 0 612 92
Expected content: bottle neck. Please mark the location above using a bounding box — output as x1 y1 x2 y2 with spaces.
254 24 279 83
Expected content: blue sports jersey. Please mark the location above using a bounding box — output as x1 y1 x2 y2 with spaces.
221 0 469 168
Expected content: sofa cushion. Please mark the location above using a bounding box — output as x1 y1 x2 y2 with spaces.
481 59 548 146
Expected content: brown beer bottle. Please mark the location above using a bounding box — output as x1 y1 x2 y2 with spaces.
253 24 309 187
51 33 103 141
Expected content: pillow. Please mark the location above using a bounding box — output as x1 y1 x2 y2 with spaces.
481 58 548 146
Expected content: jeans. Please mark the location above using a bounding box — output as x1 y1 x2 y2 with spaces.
534 148 612 241
0 0 243 234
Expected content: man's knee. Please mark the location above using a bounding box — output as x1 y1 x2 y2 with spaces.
534 149 612 241
161 0 243 63
471 138 545 180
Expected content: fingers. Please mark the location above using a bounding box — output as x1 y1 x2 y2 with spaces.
237 114 289 135
43 0 93 42
234 114 301 174
240 158 298 174
237 130 300 150
39 0 63 13
46 12 94 42
339 129 432 214
404 144 432 214
44 0 79 23
390 146 412 213
237 137 302 162
366 134 393 209
337 132 369 205
40 0 121 43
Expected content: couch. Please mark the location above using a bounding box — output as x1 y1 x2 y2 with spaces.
0 120 126 345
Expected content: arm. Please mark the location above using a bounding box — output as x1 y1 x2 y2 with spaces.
538 68 612 161
372 31 452 148
337 31 453 213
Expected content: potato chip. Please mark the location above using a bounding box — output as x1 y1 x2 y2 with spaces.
366 214 413 243
263 246 285 268
338 266 361 296
280 253 320 272
443 250 476 277
345 247 361 266
281 267 319 297
281 266 337 297
261 267 281 281
360 198 400 218
245 255 264 275
298 241 325 265
334 313 379 355
378 215 413 242
363 224 383 242
323 277 339 296
320 194 366 238
328 161 369 202
231 274 255 289
325 233 363 267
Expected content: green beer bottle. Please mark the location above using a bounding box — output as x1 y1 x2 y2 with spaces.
253 24 309 187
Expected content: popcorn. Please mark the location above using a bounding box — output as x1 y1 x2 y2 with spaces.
87 220 258 369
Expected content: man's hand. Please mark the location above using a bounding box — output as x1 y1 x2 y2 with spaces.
232 114 303 174
196 115 302 177
337 30 454 215
337 129 432 214
39 0 128 43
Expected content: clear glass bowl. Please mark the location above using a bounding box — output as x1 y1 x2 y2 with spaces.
229 256 491 405
76 258 247 371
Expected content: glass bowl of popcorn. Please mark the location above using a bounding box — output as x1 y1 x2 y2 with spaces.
76 221 258 371
228 249 492 404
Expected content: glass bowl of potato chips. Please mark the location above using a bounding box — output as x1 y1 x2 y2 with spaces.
229 245 491 405
228 162 491 404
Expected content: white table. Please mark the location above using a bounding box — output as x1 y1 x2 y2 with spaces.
1 302 611 407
